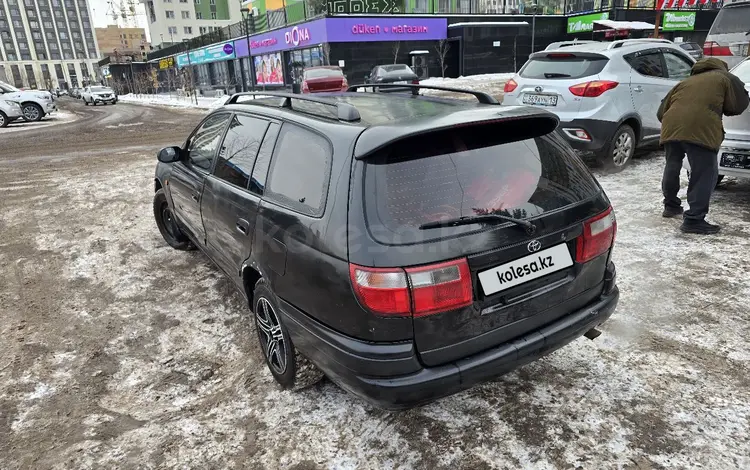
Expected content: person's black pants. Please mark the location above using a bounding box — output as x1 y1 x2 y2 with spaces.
662 141 719 221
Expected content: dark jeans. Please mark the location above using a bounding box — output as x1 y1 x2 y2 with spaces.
662 141 719 221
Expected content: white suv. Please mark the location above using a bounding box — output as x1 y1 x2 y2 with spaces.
502 39 696 170
0 96 23 127
0 80 57 122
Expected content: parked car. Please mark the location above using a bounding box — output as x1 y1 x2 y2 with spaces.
0 96 24 127
678 41 704 60
364 64 420 92
684 57 750 184
0 80 57 122
70 88 81 99
56 88 69 97
302 66 348 93
703 0 750 69
151 87 619 409
82 85 117 105
502 39 696 170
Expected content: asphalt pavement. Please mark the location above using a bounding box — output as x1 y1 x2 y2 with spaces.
1 99 750 469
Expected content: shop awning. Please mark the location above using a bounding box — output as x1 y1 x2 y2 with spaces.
593 20 656 31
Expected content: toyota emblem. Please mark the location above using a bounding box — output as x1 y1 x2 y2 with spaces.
534 86 543 93
527 240 542 253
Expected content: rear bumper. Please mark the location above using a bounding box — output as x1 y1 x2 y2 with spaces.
682 139 750 178
558 119 618 153
280 269 619 410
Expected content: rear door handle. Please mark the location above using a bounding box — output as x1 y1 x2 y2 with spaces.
633 86 643 93
236 218 250 235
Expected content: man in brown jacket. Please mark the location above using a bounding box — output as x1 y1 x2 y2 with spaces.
657 57 749 234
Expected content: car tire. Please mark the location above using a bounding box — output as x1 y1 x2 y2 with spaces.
83 99 89 106
253 279 324 391
153 189 193 250
0 111 7 128
21 102 44 122
599 124 635 172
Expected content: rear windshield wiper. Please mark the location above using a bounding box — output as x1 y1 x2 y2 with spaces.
544 72 571 78
419 214 537 235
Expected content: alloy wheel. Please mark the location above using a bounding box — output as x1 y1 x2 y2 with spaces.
23 105 40 121
0 114 5 127
612 132 633 167
255 297 287 375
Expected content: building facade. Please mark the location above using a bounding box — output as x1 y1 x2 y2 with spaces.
142 0 245 49
0 0 101 89
96 24 151 61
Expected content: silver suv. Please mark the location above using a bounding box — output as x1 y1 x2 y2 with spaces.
503 39 696 170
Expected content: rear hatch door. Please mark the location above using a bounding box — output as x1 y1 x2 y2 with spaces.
352 116 612 367
704 2 750 68
504 51 610 121
725 60 750 142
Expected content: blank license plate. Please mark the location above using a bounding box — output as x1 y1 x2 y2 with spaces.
720 152 750 169
478 243 573 296
522 93 558 107
394 81 408 84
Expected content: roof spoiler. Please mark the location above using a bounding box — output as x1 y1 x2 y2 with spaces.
354 108 559 159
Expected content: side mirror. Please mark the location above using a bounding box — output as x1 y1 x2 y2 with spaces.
157 146 181 163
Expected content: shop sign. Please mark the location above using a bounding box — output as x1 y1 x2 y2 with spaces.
326 17 448 42
234 19 328 57
159 57 174 70
662 11 696 31
567 12 609 34
176 41 236 67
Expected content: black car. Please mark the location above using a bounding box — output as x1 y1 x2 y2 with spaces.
679 42 704 60
153 85 619 409
364 64 420 92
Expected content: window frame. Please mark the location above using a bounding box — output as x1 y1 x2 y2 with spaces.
210 111 273 192
183 112 232 174
262 121 333 218
624 48 667 79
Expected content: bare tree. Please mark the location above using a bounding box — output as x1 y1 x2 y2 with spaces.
392 41 401 64
321 42 331 66
435 39 450 78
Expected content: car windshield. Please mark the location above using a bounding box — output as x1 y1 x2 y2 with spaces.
382 64 412 73
363 123 600 244
709 4 750 34
305 68 343 79
679 43 697 51
91 86 109 92
520 55 609 79
732 60 750 83
0 81 20 92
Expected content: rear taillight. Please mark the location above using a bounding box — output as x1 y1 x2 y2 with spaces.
703 41 733 57
411 78 420 84
349 265 411 315
406 259 473 317
569 80 618 98
576 207 616 263
350 258 473 317
503 78 518 93
342 77 348 90
302 81 309 93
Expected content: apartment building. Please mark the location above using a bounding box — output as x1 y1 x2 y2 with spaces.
0 0 101 89
96 24 151 61
142 0 244 49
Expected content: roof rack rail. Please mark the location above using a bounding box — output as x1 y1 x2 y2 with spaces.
224 92 361 122
545 39 598 50
346 84 499 105
607 38 672 49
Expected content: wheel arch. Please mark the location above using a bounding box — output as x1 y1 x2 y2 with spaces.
617 114 642 144
241 263 264 309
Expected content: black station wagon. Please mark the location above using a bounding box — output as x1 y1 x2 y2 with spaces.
153 85 619 409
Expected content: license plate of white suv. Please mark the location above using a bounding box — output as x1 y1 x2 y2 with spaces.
522 93 558 107
478 243 573 296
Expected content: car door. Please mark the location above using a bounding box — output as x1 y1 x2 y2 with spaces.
169 112 231 246
625 48 672 139
200 113 279 283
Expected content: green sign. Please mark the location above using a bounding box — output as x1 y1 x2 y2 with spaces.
567 12 609 34
662 11 696 31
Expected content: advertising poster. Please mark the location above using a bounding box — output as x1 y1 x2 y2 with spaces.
253 52 284 86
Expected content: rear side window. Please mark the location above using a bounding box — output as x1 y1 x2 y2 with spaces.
626 51 664 78
363 124 600 244
709 5 750 34
519 55 608 79
265 124 331 216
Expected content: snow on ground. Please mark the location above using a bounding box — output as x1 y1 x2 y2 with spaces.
117 93 229 110
0 110 78 134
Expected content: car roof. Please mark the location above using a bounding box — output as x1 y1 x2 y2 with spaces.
532 40 688 58
221 92 558 158
305 66 341 70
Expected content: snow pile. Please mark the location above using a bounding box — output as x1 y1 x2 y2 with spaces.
419 72 516 87
117 93 228 110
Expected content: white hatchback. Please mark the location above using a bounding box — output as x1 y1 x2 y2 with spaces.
503 39 695 170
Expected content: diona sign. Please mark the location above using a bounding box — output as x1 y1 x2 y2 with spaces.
285 26 311 47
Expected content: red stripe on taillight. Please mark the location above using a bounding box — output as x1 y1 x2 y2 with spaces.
349 265 411 316
569 81 618 98
576 207 617 263
350 258 473 317
406 258 473 317
703 41 733 57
